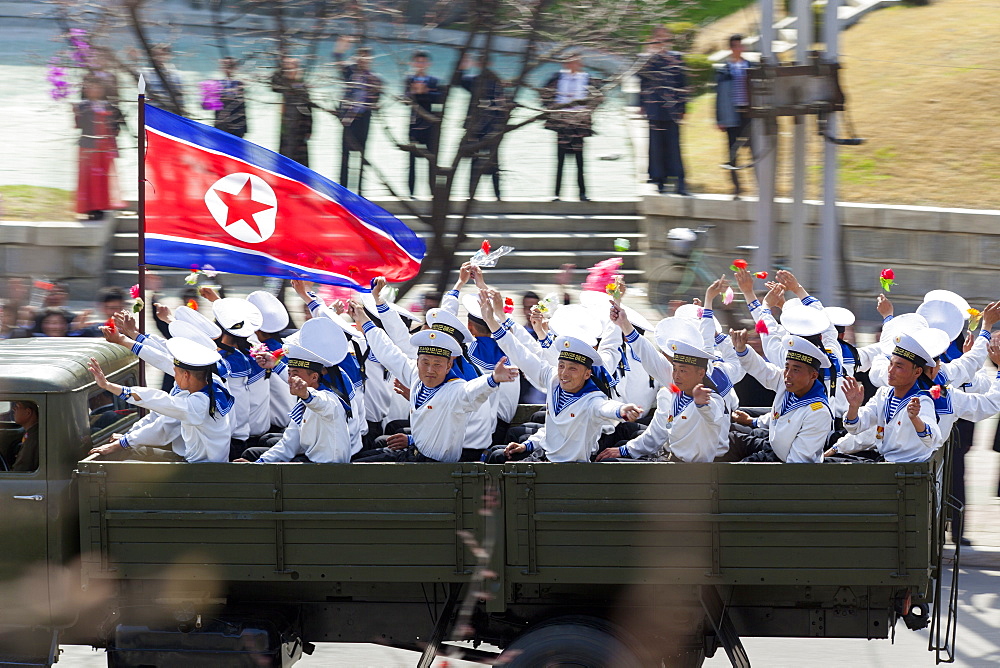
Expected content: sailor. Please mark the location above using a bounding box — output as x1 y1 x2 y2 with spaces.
477 291 641 463
246 290 295 432
597 339 728 462
238 333 354 464
211 298 266 458
349 300 519 463
841 331 944 463
731 330 834 463
86 338 233 462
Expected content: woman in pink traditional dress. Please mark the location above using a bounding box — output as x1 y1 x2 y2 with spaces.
74 76 125 220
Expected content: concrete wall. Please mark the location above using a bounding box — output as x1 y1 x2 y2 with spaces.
641 194 1000 329
0 217 116 300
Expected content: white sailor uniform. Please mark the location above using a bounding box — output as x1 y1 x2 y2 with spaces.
844 385 942 463
618 387 728 462
256 387 353 463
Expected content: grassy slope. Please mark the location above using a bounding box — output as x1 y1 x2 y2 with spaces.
0 185 74 221
682 0 1000 209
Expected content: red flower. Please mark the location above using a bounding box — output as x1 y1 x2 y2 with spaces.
732 259 748 270
880 268 894 280
755 319 769 335
185 299 198 311
754 271 768 279
669 383 681 394
503 297 514 314
190 264 199 272
129 284 140 299
103 317 116 333
481 240 491 255
929 385 942 400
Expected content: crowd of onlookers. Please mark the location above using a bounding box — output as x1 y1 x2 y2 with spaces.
0 278 127 339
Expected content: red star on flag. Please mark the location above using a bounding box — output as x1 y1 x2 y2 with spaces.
214 176 274 237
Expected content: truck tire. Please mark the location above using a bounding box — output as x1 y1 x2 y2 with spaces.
496 617 645 668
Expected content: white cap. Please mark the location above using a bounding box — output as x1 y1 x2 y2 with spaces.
168 320 217 351
462 293 487 324
891 331 940 368
782 335 831 369
783 297 803 311
174 305 222 341
916 299 965 341
579 289 614 311
426 308 474 344
780 306 831 337
673 303 722 333
549 304 605 347
213 298 263 338
411 329 462 358
666 339 712 367
622 305 654 333
823 306 856 327
298 317 349 366
880 312 928 351
911 328 951 363
924 289 971 319
246 291 289 334
653 316 703 352
554 335 599 367
166 337 221 370
284 342 334 370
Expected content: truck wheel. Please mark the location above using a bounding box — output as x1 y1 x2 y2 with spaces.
496 617 645 668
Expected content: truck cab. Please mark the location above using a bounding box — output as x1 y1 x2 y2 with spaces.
0 339 138 663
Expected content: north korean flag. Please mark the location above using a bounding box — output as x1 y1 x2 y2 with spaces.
143 105 424 289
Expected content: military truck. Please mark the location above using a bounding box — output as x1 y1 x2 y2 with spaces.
0 339 960 667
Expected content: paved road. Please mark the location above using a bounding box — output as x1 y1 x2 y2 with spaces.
57 569 1000 667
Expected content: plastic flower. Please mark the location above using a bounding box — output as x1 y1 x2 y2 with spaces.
503 297 514 314
581 257 622 293
723 286 734 305
755 319 769 335
470 240 513 268
131 297 144 313
613 237 631 252
754 271 768 279
201 264 218 279
929 385 942 400
605 280 624 302
185 299 198 311
129 284 140 299
249 342 270 357
668 383 681 394
879 268 895 293
481 240 491 255
729 258 748 271
968 308 982 330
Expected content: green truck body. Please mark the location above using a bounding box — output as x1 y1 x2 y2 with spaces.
0 339 955 667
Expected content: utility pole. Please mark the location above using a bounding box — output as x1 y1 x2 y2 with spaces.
791 0 812 285
752 0 777 277
819 0 841 304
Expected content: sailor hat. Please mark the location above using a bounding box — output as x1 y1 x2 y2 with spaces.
783 297 803 311
284 342 333 373
359 291 424 324
174 305 222 341
461 293 488 327
168 320 217 351
298 317 349 366
666 339 712 368
673 303 722 333
579 289 614 311
549 304 605 347
924 290 971 319
916 299 965 341
879 312 928 351
780 306 830 337
782 335 831 370
246 290 289 334
166 337 221 371
426 308 474 344
213 298 263 338
411 329 462 358
823 306 856 327
653 316 703 352
891 331 942 369
554 335 600 367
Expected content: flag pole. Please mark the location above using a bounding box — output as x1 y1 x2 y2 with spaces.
137 75 147 389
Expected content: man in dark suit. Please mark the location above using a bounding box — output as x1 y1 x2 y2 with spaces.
404 51 443 199
638 26 690 195
333 36 383 195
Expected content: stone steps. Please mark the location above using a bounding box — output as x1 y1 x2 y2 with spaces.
106 201 644 289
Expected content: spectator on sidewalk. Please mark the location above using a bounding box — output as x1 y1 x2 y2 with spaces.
637 25 690 196
403 51 443 199
333 37 383 195
459 53 507 201
270 56 313 167
213 56 248 138
541 53 602 202
716 34 754 200
74 75 126 220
